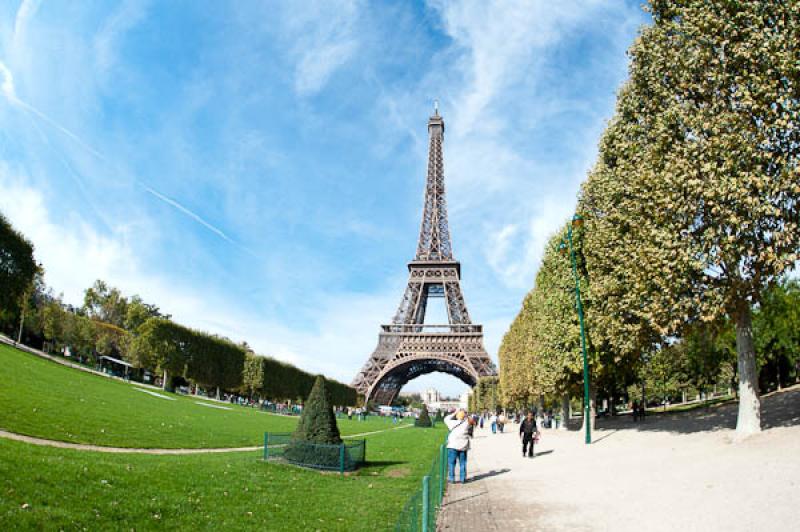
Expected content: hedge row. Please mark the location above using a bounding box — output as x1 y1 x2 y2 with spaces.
243 353 357 406
129 317 357 405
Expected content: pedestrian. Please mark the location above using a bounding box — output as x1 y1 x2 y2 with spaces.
489 412 498 434
479 414 484 429
632 400 639 422
445 409 473 483
498 412 506 433
519 411 539 458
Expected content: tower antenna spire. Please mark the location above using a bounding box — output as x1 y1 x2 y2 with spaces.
433 99 439 116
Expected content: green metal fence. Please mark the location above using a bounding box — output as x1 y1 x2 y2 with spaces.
262 432 366 474
394 442 447 532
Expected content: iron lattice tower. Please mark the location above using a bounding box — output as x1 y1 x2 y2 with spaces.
352 109 497 405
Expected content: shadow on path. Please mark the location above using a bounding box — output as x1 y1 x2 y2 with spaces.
468 468 510 482
561 384 800 435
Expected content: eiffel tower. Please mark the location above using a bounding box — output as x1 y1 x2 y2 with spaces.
352 106 496 405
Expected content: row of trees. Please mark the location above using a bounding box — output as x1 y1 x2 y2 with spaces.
1 215 357 406
468 377 503 413
500 0 800 436
242 348 357 406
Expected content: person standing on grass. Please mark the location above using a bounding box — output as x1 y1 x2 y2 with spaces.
519 411 539 458
445 409 473 483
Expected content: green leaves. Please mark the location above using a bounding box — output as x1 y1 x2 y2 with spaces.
0 211 37 316
292 376 342 444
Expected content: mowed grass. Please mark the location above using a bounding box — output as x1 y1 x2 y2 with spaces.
0 425 447 531
0 344 409 448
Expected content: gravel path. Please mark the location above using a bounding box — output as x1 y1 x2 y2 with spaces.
439 385 800 532
0 424 412 455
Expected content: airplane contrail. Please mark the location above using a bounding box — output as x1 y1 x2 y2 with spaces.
141 185 235 244
1 60 251 252
1 61 105 160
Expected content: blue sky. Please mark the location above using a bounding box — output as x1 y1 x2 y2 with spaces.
0 0 647 396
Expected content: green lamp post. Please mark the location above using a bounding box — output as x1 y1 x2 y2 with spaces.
560 214 591 445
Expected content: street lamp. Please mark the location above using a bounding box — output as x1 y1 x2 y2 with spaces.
560 213 591 445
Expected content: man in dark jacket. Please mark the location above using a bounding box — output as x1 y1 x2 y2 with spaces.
519 411 539 458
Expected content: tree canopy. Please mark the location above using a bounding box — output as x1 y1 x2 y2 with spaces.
0 211 37 319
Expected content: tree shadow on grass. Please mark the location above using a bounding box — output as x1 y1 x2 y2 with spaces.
364 460 407 467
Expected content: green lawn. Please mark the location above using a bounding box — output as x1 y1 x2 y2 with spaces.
0 426 446 531
0 343 447 530
0 343 408 448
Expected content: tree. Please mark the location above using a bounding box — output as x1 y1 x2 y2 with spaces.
83 280 128 328
0 211 37 323
128 318 187 390
415 408 432 428
754 278 800 390
292 376 342 444
578 0 800 436
124 296 168 332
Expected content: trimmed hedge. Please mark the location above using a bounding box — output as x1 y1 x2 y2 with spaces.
415 409 433 427
243 352 357 406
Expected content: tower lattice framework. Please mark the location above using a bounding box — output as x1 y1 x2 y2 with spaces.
352 109 496 405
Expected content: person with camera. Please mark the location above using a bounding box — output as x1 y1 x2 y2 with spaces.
445 409 474 483
519 411 539 458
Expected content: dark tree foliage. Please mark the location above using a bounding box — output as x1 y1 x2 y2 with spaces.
292 376 342 444
415 408 433 428
242 353 358 406
0 211 37 318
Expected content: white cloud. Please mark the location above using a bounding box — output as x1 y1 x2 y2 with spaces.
0 60 16 101
284 0 362 96
93 0 150 77
13 0 42 46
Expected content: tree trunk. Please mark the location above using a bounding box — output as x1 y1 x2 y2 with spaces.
580 383 596 432
162 370 168 391
560 393 569 431
216 386 221 400
735 303 761 437
16 302 25 344
537 395 545 427
776 360 782 391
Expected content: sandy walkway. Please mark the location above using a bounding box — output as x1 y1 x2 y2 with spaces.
439 386 800 531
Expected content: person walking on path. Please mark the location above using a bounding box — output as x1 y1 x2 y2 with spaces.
489 413 498 434
445 409 473 483
519 411 539 458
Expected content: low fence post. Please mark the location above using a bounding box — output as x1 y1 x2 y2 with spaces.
339 443 346 476
422 475 430 532
263 432 268 460
439 444 446 504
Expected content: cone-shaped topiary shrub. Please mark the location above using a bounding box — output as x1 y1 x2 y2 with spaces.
433 410 444 423
415 408 433 427
293 375 342 444
284 376 343 468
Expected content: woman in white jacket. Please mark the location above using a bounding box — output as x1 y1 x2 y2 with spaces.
445 409 473 483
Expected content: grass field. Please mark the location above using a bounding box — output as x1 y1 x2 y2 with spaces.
0 344 407 448
0 343 447 530
0 427 445 531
